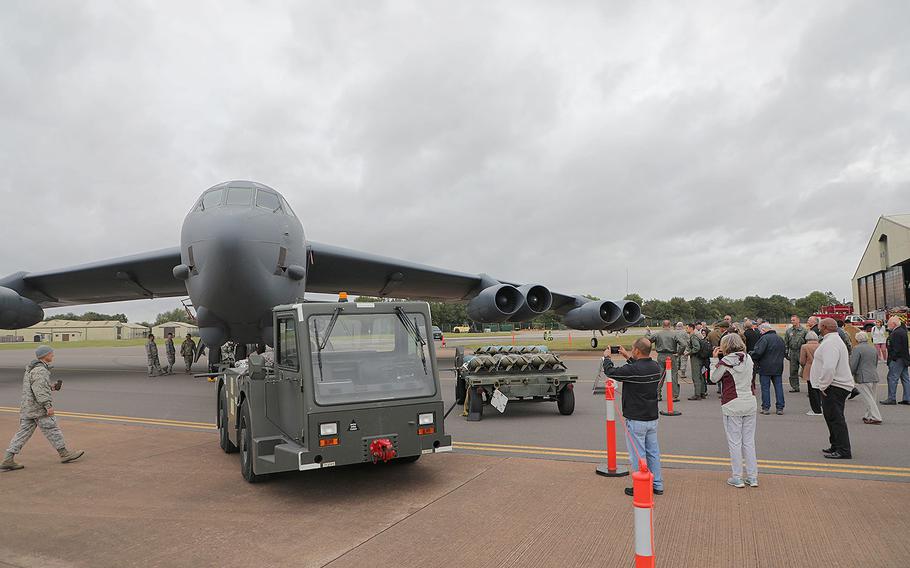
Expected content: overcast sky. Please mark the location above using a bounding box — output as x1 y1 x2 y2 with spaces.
1 1 908 323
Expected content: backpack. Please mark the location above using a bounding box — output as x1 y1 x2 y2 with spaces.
697 336 713 359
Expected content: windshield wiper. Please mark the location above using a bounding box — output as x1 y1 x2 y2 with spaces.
395 307 428 375
314 307 342 379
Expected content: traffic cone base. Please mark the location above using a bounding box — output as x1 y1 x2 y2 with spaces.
596 463 629 477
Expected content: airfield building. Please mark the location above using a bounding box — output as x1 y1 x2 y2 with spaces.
853 214 910 315
3 320 150 343
151 321 199 338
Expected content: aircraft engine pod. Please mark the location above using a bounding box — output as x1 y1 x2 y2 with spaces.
616 300 643 328
508 284 553 322
466 284 522 322
0 286 44 329
563 300 622 330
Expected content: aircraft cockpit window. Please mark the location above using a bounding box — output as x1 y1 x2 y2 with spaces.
281 196 297 218
200 189 224 210
256 190 282 212
225 187 252 206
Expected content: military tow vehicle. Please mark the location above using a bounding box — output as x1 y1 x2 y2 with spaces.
454 345 577 421
217 300 452 482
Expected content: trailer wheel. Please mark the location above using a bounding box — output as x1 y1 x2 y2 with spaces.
455 378 467 405
239 401 261 483
590 337 598 349
557 386 575 415
397 455 421 464
218 387 237 454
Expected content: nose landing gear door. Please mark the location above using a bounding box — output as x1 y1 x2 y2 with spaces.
266 313 304 442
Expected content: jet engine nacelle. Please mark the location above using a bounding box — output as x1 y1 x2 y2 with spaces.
467 284 522 322
0 286 44 329
563 300 623 330
508 284 553 322
615 300 643 328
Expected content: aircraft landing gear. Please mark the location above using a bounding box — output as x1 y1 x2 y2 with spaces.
590 337 598 349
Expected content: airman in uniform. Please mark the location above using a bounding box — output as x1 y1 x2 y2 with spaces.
675 322 688 379
1 346 84 471
164 333 176 375
784 315 807 392
146 334 166 376
648 320 685 401
685 323 707 400
180 334 197 374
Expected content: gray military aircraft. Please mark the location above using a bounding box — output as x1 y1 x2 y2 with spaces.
0 181 641 351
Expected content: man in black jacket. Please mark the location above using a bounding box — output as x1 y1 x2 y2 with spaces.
882 317 910 405
750 323 786 415
603 338 664 496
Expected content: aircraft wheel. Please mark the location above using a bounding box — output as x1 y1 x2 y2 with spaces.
239 401 261 483
590 337 598 349
557 386 575 415
455 378 467 405
218 387 237 454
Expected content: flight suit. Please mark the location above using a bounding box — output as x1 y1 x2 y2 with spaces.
649 329 685 399
687 332 706 398
180 337 196 373
676 330 689 379
6 360 66 455
784 325 807 392
164 338 176 375
146 340 165 376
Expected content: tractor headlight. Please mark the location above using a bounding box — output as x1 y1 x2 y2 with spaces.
319 422 338 436
418 412 435 426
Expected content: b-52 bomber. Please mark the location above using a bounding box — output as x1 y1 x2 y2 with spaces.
0 181 642 350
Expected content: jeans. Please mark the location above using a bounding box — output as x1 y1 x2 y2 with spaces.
722 414 758 479
821 386 851 456
885 361 910 402
625 418 663 491
759 374 785 411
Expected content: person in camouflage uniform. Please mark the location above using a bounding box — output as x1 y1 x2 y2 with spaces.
685 323 707 400
146 334 166 377
180 334 197 374
220 341 236 368
784 315 807 393
647 320 686 400
675 322 689 379
1 346 84 471
164 333 177 375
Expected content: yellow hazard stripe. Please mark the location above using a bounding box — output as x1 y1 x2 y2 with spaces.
453 441 910 476
0 407 215 430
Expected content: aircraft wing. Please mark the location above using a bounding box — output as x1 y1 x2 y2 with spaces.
0 247 185 308
305 241 578 311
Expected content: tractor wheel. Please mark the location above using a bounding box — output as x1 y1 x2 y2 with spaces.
239 401 261 483
455 378 467 405
218 387 238 453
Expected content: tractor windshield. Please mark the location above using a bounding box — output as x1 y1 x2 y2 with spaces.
308 312 435 405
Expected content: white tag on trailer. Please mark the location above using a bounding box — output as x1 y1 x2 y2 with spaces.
491 389 508 413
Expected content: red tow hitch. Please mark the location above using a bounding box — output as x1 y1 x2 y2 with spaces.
369 438 397 463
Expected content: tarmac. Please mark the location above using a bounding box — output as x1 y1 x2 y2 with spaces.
1 346 909 567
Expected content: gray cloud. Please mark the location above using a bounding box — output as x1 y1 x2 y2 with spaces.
1 0 907 323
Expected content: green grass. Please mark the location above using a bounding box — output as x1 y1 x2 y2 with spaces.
452 334 646 352
0 339 149 351
445 331 514 337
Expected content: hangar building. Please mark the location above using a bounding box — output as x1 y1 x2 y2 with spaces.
6 320 150 343
853 214 910 316
151 321 199 338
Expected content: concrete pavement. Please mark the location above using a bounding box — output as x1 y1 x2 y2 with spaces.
1 415 908 568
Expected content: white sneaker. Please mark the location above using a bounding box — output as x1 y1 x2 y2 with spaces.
727 477 745 488
806 411 823 416
746 477 758 487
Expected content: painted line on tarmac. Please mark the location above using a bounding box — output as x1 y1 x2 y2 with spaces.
0 407 216 430
453 441 910 478
2 407 904 478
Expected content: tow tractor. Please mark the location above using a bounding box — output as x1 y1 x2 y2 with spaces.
216 300 452 482
453 345 577 421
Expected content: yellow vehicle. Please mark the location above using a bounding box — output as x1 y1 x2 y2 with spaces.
452 325 471 333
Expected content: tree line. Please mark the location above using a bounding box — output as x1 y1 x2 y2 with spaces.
44 307 195 329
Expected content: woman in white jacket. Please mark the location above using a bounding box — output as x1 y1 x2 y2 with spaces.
710 333 759 488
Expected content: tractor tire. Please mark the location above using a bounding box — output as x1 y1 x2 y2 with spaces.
218 387 238 454
557 386 576 415
239 401 262 483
